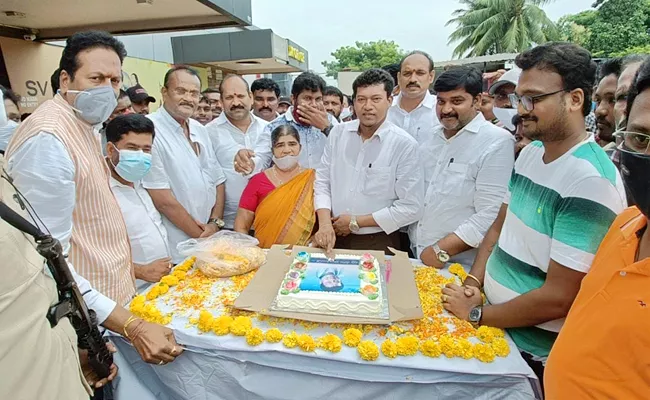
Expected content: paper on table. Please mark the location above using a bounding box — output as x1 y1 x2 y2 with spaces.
234 245 423 325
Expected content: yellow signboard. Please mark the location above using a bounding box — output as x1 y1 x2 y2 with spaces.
288 45 306 63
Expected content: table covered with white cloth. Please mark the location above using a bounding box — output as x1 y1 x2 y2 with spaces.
110 260 542 400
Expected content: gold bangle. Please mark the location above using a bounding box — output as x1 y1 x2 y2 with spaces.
464 274 482 288
123 315 139 339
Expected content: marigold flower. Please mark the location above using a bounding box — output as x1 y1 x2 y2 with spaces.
473 343 496 363
197 310 214 332
477 326 496 343
318 334 342 353
157 283 169 295
161 275 179 287
343 328 363 347
246 328 264 346
396 336 419 356
172 270 187 281
145 286 160 301
212 315 233 335
297 334 316 352
381 340 398 358
458 338 474 359
265 328 284 343
283 331 299 348
357 340 379 361
491 337 510 357
230 316 252 336
420 340 442 358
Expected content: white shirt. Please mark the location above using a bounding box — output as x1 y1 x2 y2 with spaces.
0 120 19 153
314 120 425 235
5 133 117 322
251 106 332 174
387 91 440 144
206 112 267 228
142 106 226 263
110 177 170 290
409 113 515 265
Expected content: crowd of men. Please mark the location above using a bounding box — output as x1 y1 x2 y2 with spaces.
0 29 649 399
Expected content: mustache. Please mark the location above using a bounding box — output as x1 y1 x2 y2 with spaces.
441 113 458 119
520 115 538 122
180 102 194 107
407 82 420 88
230 105 246 111
259 107 272 112
596 116 612 127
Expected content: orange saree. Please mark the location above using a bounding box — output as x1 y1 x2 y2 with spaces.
253 169 315 248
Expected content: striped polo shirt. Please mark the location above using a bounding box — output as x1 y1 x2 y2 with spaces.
484 138 627 359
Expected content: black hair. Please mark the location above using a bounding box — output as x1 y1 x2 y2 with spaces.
381 63 400 85
59 31 127 80
163 65 201 88
251 78 280 98
352 69 394 99
202 88 220 94
50 68 61 97
515 42 596 117
105 114 155 143
271 124 301 147
0 85 20 108
598 58 622 82
323 86 344 103
198 95 210 104
621 54 648 73
399 50 435 72
118 89 129 100
433 66 483 98
345 95 353 105
291 72 326 98
219 74 250 94
625 57 650 119
512 114 522 126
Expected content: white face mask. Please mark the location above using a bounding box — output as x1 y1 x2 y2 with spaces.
272 154 300 171
493 107 518 131
340 106 353 120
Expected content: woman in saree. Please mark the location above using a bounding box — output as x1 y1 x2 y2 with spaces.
234 125 315 248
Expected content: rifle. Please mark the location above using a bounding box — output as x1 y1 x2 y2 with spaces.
0 201 114 381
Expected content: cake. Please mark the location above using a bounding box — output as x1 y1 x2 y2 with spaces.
274 251 384 317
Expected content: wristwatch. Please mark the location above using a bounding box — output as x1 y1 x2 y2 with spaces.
349 216 360 233
322 124 333 137
432 243 450 263
207 218 225 229
469 305 483 327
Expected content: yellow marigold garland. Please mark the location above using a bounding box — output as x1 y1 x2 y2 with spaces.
282 331 299 348
265 328 284 343
212 316 233 336
297 334 317 352
420 340 442 358
230 316 252 336
357 340 380 361
396 336 419 356
246 328 264 346
318 334 342 353
197 311 214 332
491 338 510 357
343 328 363 347
381 340 398 359
473 343 496 363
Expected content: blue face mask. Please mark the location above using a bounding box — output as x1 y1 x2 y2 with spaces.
110 144 152 182
592 100 597 112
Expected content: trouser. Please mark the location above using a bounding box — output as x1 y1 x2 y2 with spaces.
521 351 545 396
335 231 401 254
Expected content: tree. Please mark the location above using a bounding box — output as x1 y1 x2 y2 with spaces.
446 0 558 58
321 40 406 78
556 10 596 47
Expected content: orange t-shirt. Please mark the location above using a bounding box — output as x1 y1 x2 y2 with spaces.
545 207 650 399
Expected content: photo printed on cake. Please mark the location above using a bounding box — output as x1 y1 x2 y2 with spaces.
299 257 361 294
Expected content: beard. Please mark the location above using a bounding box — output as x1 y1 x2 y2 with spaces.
524 104 569 143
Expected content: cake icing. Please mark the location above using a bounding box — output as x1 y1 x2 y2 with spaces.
275 252 383 316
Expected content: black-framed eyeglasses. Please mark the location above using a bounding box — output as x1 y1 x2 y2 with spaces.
614 130 650 154
508 89 567 112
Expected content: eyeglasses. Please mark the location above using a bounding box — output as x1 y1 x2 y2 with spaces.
508 89 567 112
614 130 650 154
169 87 201 99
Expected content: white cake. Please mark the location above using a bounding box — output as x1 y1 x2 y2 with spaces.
274 252 383 316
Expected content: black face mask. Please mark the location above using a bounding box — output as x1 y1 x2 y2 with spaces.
620 150 650 216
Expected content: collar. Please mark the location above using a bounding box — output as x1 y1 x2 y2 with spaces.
348 119 392 141
214 110 259 129
436 112 485 139
284 106 297 123
158 105 192 136
393 91 435 112
109 176 139 189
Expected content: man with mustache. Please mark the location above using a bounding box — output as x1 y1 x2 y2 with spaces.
251 78 280 122
413 66 514 270
206 74 267 229
441 43 627 386
202 88 222 119
143 66 226 263
614 54 647 130
387 50 439 144
594 58 621 155
192 95 213 126
323 86 344 121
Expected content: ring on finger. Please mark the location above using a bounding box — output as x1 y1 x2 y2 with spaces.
442 294 448 302
158 360 164 365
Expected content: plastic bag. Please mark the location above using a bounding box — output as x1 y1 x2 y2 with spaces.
176 231 266 278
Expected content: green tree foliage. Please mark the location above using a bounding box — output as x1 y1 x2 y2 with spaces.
446 0 558 58
321 40 407 78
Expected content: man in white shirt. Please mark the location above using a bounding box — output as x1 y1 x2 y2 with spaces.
314 69 424 253
143 66 227 263
412 66 514 268
251 78 281 122
234 72 335 175
105 114 171 290
387 50 440 144
488 68 522 131
206 75 267 229
323 86 344 121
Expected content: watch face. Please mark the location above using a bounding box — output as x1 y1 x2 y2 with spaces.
469 307 481 322
439 252 450 263
217 220 225 229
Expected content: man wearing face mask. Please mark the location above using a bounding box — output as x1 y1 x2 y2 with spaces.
614 54 647 130
413 66 514 268
488 68 522 132
106 114 171 291
143 66 226 264
0 86 21 154
545 56 650 400
206 74 267 230
387 51 440 144
3 30 137 306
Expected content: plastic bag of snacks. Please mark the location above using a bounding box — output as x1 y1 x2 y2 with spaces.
176 231 266 277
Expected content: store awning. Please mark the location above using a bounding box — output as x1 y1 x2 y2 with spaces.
0 0 252 40
171 29 309 74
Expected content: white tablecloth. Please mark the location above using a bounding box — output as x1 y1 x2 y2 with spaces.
110 262 542 400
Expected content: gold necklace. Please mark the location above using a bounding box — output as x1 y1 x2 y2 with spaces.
272 165 301 185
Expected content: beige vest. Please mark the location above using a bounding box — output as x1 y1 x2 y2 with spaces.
5 94 135 305
0 165 91 399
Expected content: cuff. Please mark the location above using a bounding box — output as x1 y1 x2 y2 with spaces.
314 194 332 211
85 292 117 325
141 181 170 190
454 223 483 249
372 207 399 235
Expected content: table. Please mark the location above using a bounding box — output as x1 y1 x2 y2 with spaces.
111 261 542 400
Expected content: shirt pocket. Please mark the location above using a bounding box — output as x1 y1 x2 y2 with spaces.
364 166 394 198
441 162 468 197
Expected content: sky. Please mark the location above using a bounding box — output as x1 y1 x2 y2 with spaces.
252 0 596 77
